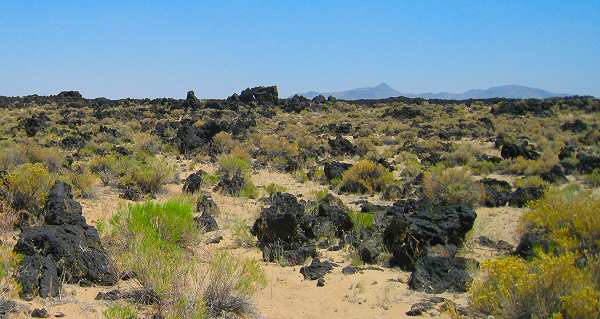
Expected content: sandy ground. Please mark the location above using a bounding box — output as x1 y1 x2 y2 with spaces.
5 164 524 319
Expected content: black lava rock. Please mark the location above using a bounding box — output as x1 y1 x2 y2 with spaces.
408 256 477 293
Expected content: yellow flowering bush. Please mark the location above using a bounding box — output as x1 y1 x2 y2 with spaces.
470 253 599 319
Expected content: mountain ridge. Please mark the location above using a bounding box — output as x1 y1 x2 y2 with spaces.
297 83 569 100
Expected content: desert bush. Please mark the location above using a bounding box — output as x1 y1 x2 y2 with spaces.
219 153 251 178
1 163 55 212
584 169 600 187
65 167 97 198
203 250 266 318
212 132 237 154
469 253 599 319
231 218 255 248
423 166 483 206
134 132 163 154
103 303 138 319
522 188 600 254
0 143 65 173
340 160 394 194
264 183 287 197
514 175 549 189
122 157 176 195
218 153 257 198
443 143 481 167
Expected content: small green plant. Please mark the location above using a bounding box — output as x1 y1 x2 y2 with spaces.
240 182 259 199
103 303 138 319
231 218 255 248
201 173 220 186
348 211 375 233
264 183 287 197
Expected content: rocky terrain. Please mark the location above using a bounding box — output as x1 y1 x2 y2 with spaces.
0 87 598 318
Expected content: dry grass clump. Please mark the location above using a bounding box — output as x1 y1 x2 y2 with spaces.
0 200 18 232
65 166 98 198
340 160 395 194
202 250 266 319
423 166 483 206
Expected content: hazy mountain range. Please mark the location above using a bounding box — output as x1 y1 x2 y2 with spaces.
298 83 569 100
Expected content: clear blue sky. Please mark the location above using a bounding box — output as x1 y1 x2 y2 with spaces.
1 1 599 98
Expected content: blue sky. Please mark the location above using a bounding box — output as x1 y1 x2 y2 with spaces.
1 1 599 98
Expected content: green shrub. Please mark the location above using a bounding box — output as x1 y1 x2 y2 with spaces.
340 160 394 194
110 200 199 295
423 166 482 206
348 211 375 233
2 163 55 212
103 303 138 319
443 143 480 167
240 182 258 199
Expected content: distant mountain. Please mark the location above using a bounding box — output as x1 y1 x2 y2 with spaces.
299 83 401 100
297 83 568 100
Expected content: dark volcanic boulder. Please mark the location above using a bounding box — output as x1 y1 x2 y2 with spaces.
479 178 512 207
193 213 218 232
312 95 327 104
185 90 199 108
282 95 310 112
383 202 476 270
215 171 245 196
358 238 382 263
182 170 207 193
239 86 278 105
14 181 117 299
299 258 335 280
510 186 545 207
20 113 49 137
500 140 540 160
196 194 219 216
577 153 600 174
328 135 356 155
561 119 587 133
408 256 477 293
251 193 314 265
314 194 353 237
323 161 352 181
516 231 552 259
43 182 86 226
540 165 567 184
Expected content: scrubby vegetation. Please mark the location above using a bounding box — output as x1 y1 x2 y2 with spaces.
0 88 599 318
